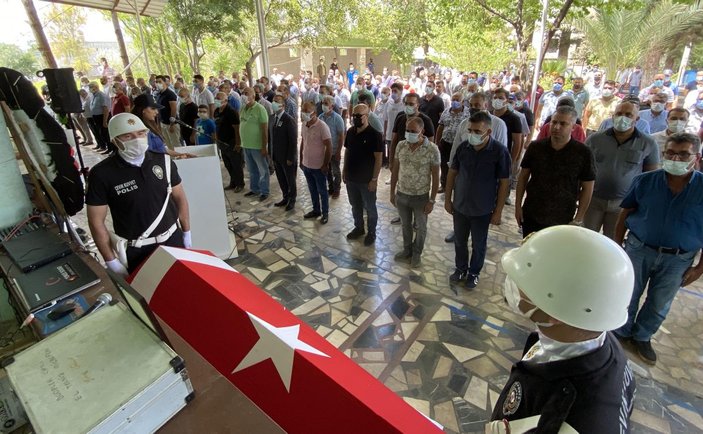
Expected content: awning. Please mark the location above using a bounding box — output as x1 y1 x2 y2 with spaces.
41 0 166 18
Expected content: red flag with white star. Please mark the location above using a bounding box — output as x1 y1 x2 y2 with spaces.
129 247 443 433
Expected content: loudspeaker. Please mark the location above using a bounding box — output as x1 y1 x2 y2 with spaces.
39 68 83 114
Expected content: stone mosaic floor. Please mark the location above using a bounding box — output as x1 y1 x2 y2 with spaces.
75 145 703 433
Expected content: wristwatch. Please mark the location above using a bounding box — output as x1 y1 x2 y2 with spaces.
169 117 176 124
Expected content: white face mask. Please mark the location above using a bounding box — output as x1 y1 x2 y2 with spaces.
602 89 614 98
117 136 149 161
241 95 249 105
156 83 164 91
468 132 485 146
662 159 693 176
492 98 506 110
405 132 420 143
613 116 633 132
651 102 666 113
503 276 553 328
214 99 223 108
668 119 687 133
404 105 416 115
356 84 363 91
301 112 312 122
425 86 434 95
198 113 208 120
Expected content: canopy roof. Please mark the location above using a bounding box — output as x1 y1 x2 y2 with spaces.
41 0 166 17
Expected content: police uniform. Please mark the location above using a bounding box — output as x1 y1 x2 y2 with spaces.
86 151 184 272
490 332 635 433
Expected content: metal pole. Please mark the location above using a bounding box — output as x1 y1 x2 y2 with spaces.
132 0 151 76
677 42 692 88
530 0 549 111
255 0 270 78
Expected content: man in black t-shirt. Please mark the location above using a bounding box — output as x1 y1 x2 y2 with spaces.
178 88 198 146
343 104 384 246
155 75 179 149
516 106 596 237
214 91 244 191
419 81 445 131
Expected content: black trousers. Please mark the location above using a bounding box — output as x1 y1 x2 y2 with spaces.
89 114 113 151
220 145 245 188
521 216 553 239
439 140 452 188
126 229 184 273
274 160 297 203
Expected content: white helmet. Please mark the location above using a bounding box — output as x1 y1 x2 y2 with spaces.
108 113 147 141
501 226 634 332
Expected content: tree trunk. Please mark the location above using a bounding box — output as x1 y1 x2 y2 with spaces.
190 38 200 74
557 29 571 61
21 0 57 68
245 59 255 86
111 11 133 77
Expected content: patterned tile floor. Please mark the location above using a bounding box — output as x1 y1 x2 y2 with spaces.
75 145 703 433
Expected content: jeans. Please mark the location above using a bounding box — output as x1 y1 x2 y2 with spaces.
439 140 452 188
220 144 245 188
243 148 270 195
274 160 297 203
583 196 621 240
396 192 429 255
617 235 696 342
628 86 640 96
160 122 181 150
327 156 342 193
302 165 329 214
346 181 378 235
453 211 491 275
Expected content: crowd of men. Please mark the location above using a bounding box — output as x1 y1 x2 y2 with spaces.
73 58 703 368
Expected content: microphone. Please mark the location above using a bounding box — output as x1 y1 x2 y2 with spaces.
82 293 112 317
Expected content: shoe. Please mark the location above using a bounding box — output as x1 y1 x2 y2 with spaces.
394 250 412 263
332 192 340 199
391 216 401 225
466 274 479 289
92 145 103 151
449 270 467 283
285 201 295 211
505 196 513 205
244 191 257 197
410 255 422 268
233 186 244 193
100 149 113 155
304 211 322 219
320 214 329 224
633 340 657 365
438 187 445 194
328 188 335 195
346 227 365 240
613 333 631 347
224 185 236 190
363 233 376 246
259 194 269 201
444 232 455 243
274 199 288 207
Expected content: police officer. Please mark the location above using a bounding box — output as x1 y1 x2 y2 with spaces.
86 113 192 276
488 226 636 433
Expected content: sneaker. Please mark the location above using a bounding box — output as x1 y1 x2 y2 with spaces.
244 191 257 197
233 186 244 193
444 232 455 243
363 233 376 246
304 211 322 219
391 216 401 225
259 194 269 201
466 274 479 289
346 227 365 240
320 214 329 224
449 270 467 283
394 250 412 263
633 340 657 365
410 255 422 269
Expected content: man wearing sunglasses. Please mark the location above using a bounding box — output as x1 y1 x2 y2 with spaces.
614 133 703 365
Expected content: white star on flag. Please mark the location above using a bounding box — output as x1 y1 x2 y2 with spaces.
233 312 329 392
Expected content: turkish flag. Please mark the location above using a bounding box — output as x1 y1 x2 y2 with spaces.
129 247 443 434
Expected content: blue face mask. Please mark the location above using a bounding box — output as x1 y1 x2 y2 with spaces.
450 101 462 110
696 101 703 110
553 83 563 92
653 80 664 88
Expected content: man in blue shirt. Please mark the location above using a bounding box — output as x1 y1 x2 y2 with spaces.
320 96 346 198
638 93 668 134
614 133 703 366
444 112 511 289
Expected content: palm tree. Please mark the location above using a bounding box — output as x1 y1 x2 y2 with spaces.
575 0 703 80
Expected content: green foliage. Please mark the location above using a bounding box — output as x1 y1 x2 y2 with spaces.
0 43 39 77
44 5 91 72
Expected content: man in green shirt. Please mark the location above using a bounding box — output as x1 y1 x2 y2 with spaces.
240 87 271 200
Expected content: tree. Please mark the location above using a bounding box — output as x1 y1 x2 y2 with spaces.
0 43 40 76
45 4 91 72
21 0 56 68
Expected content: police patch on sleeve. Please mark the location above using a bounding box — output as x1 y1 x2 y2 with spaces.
502 381 522 416
152 165 164 180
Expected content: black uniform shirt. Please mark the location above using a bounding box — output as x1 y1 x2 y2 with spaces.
419 94 445 130
215 104 240 145
86 152 181 240
491 332 636 433
343 125 384 184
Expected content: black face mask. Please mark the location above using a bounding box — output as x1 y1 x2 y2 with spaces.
468 108 481 116
352 115 364 128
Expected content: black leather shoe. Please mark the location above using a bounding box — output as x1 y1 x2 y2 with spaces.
346 227 365 240
304 211 321 219
285 201 295 211
244 191 257 197
633 340 657 365
274 199 288 207
320 214 329 224
363 233 376 246
259 194 269 201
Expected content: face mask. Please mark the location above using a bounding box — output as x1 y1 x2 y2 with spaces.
301 112 312 122
404 105 416 115
356 85 363 91
467 78 476 85
653 80 664 87
492 98 506 110
425 86 434 95
214 99 223 109
649 102 665 113
668 119 687 133
352 116 364 128
117 136 149 161
489 83 498 90
468 132 485 146
381 94 389 101
450 101 462 110
662 159 692 176
405 132 420 143
468 107 482 116
503 276 553 328
193 82 200 89
553 83 563 92
241 95 249 105
198 113 208 119
156 83 164 91
613 116 634 132
391 93 400 102
321 104 330 113
696 101 703 111
602 89 614 98
272 102 281 112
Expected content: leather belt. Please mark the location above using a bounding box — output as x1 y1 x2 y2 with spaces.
129 223 178 248
643 242 687 255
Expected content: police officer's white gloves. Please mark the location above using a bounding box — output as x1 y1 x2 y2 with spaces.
105 258 129 277
183 231 192 249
